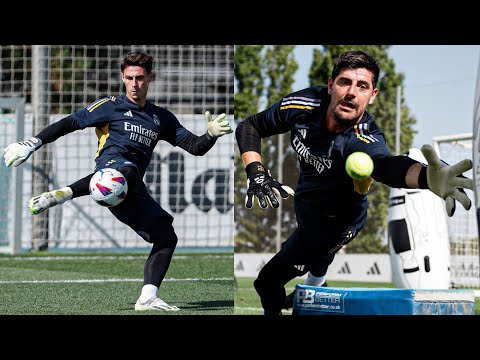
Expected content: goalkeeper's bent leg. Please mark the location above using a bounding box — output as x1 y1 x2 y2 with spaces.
143 217 178 287
28 187 73 215
138 223 177 304
284 274 328 310
68 173 94 198
254 245 307 315
28 173 94 215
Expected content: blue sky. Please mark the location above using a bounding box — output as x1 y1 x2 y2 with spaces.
293 45 480 149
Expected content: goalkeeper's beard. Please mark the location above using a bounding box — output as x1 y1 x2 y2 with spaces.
332 108 361 126
331 99 365 126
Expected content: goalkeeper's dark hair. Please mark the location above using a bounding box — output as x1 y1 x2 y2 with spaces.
331 50 379 89
120 52 154 74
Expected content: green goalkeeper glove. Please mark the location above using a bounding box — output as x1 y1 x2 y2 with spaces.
3 137 42 167
421 144 473 217
245 161 295 209
205 111 233 138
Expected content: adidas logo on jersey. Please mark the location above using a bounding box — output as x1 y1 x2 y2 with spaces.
124 110 133 117
294 264 305 271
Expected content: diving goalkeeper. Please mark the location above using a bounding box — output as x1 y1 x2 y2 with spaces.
235 50 473 316
4 51 233 312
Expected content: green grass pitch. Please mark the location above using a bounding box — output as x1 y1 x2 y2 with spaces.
0 251 233 315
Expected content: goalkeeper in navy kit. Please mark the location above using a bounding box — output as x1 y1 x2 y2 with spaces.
235 50 473 316
3 51 233 311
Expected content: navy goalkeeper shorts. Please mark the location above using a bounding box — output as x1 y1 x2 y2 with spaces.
109 166 176 246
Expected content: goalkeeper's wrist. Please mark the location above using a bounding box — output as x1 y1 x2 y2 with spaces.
245 161 266 177
418 164 429 189
25 137 43 150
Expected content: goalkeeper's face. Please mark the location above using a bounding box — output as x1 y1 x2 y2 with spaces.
122 65 153 106
327 68 378 125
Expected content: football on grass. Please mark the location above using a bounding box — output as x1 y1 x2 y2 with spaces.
89 168 128 207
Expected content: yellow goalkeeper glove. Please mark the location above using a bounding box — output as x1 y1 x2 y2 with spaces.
421 144 473 217
205 111 233 138
4 137 42 167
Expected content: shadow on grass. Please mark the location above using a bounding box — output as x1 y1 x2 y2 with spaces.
119 300 233 312
182 300 234 310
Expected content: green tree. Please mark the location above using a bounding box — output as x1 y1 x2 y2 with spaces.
309 45 417 253
234 45 265 120
50 47 124 114
234 45 298 252
263 45 298 250
234 45 265 251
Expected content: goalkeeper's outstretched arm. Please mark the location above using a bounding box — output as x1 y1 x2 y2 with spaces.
3 116 80 167
372 144 473 217
177 111 233 156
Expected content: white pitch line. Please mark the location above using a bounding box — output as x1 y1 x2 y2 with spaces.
0 255 232 261
0 256 144 261
234 306 292 315
234 306 263 312
236 287 296 292
0 277 233 284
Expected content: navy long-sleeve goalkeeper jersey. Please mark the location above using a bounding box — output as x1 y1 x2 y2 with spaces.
71 95 190 178
248 85 393 220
